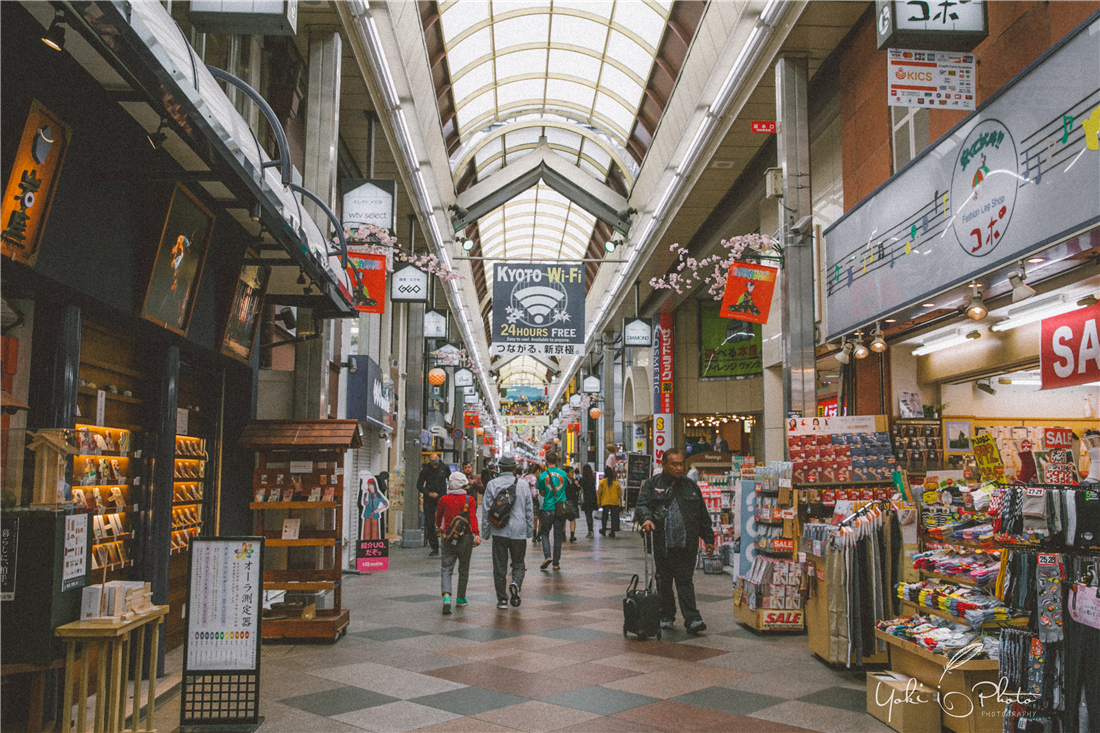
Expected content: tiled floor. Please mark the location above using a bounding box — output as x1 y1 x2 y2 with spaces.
251 530 894 733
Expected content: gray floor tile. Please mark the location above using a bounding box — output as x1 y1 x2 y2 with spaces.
410 687 529 716
443 626 522 641
750 700 883 733
389 593 443 603
536 627 615 642
532 593 594 602
280 685 399 716
541 686 659 715
798 685 869 713
350 626 433 642
671 686 787 715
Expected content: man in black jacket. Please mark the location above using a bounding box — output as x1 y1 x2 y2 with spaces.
417 454 451 556
636 449 715 635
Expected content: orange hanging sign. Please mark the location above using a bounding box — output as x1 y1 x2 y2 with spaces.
1 100 72 266
719 262 778 325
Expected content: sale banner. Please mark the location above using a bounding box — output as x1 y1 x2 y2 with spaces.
1041 303 1100 389
346 251 387 314
653 413 672 466
720 262 778 324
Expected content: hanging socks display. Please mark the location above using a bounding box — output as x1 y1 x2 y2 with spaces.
1036 554 1064 643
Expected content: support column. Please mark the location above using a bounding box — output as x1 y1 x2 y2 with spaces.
776 56 815 456
402 217 425 546
149 345 179 676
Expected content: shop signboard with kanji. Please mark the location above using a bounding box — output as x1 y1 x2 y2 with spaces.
653 313 674 411
1 100 72 266
183 538 263 672
491 264 584 356
700 301 762 379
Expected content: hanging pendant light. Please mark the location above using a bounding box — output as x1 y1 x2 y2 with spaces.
965 281 988 321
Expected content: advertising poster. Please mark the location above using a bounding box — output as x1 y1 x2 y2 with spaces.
1 518 18 602
737 478 758 580
887 49 975 110
699 301 762 379
653 313 674 411
653 413 672 466
185 539 263 671
357 539 389 571
62 514 87 592
719 262 778 324
491 263 584 356
346 251 387 314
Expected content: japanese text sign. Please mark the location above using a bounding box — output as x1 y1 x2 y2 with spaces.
491 264 585 356
346 251 387 314
720 262 777 325
185 538 263 671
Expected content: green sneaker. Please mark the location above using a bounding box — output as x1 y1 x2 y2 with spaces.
442 594 451 615
455 598 468 607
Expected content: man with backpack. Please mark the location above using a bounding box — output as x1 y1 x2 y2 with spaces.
481 453 534 610
435 472 481 615
536 453 569 571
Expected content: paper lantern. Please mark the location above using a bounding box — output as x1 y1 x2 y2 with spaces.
475 427 484 436
553 438 560 444
589 407 602 419
427 368 446 386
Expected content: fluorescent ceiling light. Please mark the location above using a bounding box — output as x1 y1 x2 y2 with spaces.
912 328 977 356
990 294 1084 332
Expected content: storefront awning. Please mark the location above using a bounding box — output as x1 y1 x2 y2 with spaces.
72 1 353 314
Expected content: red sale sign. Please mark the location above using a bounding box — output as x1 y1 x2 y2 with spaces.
1041 303 1100 389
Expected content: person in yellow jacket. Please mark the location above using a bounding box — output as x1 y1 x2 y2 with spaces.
596 467 623 537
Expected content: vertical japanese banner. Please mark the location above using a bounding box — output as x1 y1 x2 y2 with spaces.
183 537 264 672
653 312 674 413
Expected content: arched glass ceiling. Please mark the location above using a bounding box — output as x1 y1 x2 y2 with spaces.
498 356 551 388
478 181 597 283
440 0 670 154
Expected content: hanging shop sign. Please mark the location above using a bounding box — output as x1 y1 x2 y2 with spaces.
700 301 762 379
653 413 673 466
503 415 550 427
453 368 474 387
491 264 585 356
875 0 987 52
345 252 386 314
1 100 72 267
652 313 674 413
463 393 478 404
823 21 1100 342
622 317 653 347
1040 302 1100 390
189 0 298 35
567 422 581 434
464 411 479 429
888 49 975 110
390 264 429 302
341 179 396 233
583 376 601 393
424 309 448 339
720 262 778 324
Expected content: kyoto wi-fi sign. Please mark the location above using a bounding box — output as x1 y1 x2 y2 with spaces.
491 263 584 356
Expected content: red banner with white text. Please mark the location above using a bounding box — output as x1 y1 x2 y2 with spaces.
1040 303 1099 389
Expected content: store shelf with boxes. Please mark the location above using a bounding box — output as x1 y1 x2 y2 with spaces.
240 419 361 642
688 451 753 569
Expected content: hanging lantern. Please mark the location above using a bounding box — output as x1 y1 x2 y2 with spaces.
475 427 484 436
427 367 446 386
553 437 560 444
589 407 602 419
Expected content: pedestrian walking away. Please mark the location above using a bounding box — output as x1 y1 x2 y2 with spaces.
482 453 534 609
435 471 481 614
580 464 598 538
537 452 568 571
597 466 623 537
564 465 580 542
635 448 716 635
417 454 451 556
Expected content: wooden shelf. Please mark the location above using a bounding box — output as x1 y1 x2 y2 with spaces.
171 522 203 531
265 538 337 547
250 501 340 509
874 628 999 670
173 499 204 506
79 357 144 379
93 532 132 544
918 569 982 588
77 386 142 404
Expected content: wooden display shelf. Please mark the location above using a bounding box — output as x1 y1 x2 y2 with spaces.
897 599 1019 629
92 532 132 543
250 501 340 509
76 420 142 433
74 450 130 458
261 608 349 641
79 356 144 379
918 569 988 588
264 538 336 547
172 499 204 506
77 387 142 404
171 522 202 531
873 629 998 671
732 598 805 632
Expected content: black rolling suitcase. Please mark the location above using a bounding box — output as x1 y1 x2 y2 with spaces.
623 531 662 640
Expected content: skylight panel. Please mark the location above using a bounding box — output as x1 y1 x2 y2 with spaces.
493 14 550 49
504 126 543 151
474 137 503 168
553 0 614 18
547 49 601 84
605 30 653 80
456 90 496 132
440 1 490 43
581 140 612 169
496 79 548 109
451 62 495 105
578 158 603 179
495 49 548 83
592 92 634 137
447 28 493 76
613 3 666 48
550 15 609 55
544 79 596 113
598 64 644 110
544 126 582 152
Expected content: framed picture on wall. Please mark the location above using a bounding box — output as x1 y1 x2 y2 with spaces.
220 252 270 363
944 419 973 454
139 183 214 335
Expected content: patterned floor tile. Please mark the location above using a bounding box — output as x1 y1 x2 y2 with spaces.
487 651 583 672
749 700 890 733
410 686 530 716
473 700 602 732
599 671 731 700
671 686 788 716
535 627 616 642
279 685 399 716
349 626 433 642
255 700 367 732
540 686 659 715
309 661 467 698
543 662 644 685
388 593 444 603
611 700 757 732
330 700 463 732
797 685 870 713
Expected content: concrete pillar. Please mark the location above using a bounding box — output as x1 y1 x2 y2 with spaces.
776 56 815 458
402 216 425 546
602 330 615 458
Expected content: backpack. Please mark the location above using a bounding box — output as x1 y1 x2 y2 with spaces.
487 478 519 528
442 497 472 546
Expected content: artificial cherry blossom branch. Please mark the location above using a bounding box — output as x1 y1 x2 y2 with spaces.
648 234 777 298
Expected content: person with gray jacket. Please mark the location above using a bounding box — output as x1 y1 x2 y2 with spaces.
481 453 535 610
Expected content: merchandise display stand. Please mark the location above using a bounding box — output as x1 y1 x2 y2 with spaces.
686 451 739 564
240 420 360 642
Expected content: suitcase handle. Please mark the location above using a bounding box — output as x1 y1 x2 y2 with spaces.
626 573 640 595
642 530 655 589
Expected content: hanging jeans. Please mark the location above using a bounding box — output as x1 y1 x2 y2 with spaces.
1064 607 1100 733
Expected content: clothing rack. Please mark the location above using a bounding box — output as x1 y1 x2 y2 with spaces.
831 500 892 549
